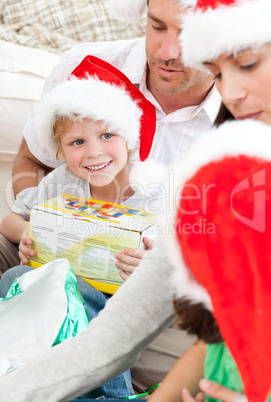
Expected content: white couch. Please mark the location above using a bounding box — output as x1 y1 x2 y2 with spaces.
0 0 146 222
0 41 60 220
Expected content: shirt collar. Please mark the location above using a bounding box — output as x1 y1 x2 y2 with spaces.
200 84 221 123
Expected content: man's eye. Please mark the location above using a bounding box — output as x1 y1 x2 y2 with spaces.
152 24 165 31
73 139 84 146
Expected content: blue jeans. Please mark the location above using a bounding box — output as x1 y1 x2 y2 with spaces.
0 266 134 400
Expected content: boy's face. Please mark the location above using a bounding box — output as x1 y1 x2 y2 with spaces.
60 119 129 190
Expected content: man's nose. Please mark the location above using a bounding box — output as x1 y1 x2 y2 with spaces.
159 33 181 61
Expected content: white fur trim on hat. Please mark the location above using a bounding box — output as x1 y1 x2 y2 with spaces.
108 0 147 23
170 220 213 309
173 119 271 185
180 0 271 70
108 0 196 23
129 159 167 197
165 119 271 308
32 77 142 158
178 0 197 10
159 158 212 310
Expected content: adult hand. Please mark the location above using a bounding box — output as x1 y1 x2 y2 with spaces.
18 231 35 265
182 387 205 402
115 237 153 280
182 380 247 402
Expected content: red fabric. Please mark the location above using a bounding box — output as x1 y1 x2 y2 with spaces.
70 55 156 161
175 156 271 402
195 0 236 11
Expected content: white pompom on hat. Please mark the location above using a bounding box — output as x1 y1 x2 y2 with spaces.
108 0 147 23
108 0 196 24
129 159 166 197
179 0 271 70
167 119 271 402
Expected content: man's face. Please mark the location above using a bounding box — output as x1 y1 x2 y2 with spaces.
146 0 208 96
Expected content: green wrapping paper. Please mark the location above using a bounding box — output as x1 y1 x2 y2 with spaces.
0 258 89 377
53 268 89 345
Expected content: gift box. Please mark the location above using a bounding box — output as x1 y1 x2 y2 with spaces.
28 193 158 294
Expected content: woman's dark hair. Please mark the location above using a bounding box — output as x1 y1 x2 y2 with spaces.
174 298 223 344
214 103 235 127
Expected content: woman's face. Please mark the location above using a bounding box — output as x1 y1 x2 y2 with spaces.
204 44 271 125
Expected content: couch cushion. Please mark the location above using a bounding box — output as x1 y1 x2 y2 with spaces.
0 40 60 160
0 0 146 54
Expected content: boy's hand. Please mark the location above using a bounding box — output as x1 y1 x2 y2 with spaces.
115 237 153 281
18 232 35 265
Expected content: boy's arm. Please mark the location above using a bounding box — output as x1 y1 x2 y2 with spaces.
12 138 53 197
0 212 29 244
149 341 206 402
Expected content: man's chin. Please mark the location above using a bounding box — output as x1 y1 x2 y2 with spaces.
148 66 187 95
153 80 184 96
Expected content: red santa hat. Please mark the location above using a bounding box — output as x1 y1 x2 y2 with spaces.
108 0 196 24
33 55 156 163
180 0 271 70
168 119 271 402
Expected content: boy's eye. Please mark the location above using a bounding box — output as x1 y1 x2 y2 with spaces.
102 133 113 140
73 139 84 146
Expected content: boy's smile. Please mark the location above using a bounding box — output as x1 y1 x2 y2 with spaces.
85 161 112 172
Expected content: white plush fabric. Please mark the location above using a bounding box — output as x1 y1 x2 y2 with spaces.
168 120 271 186
166 119 271 308
33 77 142 158
180 0 271 70
108 0 147 23
108 0 196 23
129 159 167 197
